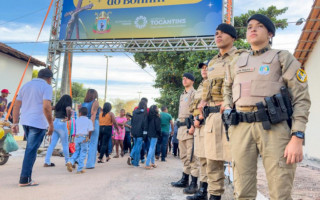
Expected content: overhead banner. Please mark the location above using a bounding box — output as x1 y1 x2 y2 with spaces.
59 0 223 40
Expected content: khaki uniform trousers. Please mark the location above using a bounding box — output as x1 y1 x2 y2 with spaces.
194 125 207 182
178 126 199 177
229 121 296 200
204 112 231 196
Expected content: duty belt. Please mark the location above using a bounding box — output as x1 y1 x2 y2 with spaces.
207 105 221 113
177 121 187 128
203 105 221 119
238 111 263 123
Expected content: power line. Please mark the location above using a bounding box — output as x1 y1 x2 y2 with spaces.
122 52 156 79
0 7 47 26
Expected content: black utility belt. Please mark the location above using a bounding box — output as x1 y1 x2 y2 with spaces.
223 86 293 130
177 121 187 128
203 105 221 119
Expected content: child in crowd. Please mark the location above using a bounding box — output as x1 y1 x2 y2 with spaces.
66 107 93 174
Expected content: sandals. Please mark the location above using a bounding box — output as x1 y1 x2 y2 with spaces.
43 163 55 167
144 166 152 170
121 152 124 157
106 157 111 162
97 160 104 163
151 164 157 168
127 157 132 166
66 162 73 172
113 155 119 158
19 180 39 187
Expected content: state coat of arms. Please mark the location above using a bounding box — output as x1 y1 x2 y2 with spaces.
93 11 111 34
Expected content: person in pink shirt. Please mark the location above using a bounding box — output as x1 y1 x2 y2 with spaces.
113 109 127 158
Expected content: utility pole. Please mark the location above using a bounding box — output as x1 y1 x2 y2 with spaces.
138 91 142 100
104 55 112 102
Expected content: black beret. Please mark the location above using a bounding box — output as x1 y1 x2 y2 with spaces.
183 73 195 82
247 14 276 37
216 23 237 39
198 60 210 69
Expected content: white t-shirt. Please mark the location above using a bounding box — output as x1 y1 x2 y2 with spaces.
76 116 94 135
17 78 53 129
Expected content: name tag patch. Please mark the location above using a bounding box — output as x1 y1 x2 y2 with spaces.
259 65 270 75
236 67 255 74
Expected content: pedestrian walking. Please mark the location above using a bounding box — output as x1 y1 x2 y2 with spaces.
113 109 127 158
98 102 118 163
66 107 93 174
81 89 100 169
11 68 54 187
44 95 72 167
145 105 161 169
123 113 132 154
128 101 148 167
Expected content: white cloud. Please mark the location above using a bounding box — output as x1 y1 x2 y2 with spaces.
0 23 51 42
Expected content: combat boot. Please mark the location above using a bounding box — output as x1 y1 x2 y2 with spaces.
208 195 221 200
186 182 208 200
171 172 189 188
183 176 198 194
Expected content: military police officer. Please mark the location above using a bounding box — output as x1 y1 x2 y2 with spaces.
186 61 209 200
200 23 239 200
223 14 311 200
171 73 200 194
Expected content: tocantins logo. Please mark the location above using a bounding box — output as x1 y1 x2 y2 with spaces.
135 16 147 29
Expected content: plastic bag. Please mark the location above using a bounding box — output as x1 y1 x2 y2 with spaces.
4 133 19 152
0 127 4 139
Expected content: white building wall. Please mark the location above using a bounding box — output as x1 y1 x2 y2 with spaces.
304 39 320 160
0 52 34 103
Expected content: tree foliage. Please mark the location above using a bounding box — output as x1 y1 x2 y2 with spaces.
133 6 289 118
32 70 38 79
110 98 139 116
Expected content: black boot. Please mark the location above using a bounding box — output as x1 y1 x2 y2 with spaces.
171 172 189 188
209 195 221 200
186 182 208 200
183 176 198 194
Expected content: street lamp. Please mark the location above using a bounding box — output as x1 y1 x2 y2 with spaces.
104 55 112 102
296 18 306 26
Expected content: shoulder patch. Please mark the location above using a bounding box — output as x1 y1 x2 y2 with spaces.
296 68 307 83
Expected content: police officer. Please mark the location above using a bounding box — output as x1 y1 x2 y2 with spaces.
223 14 311 200
171 73 199 194
186 61 209 200
200 23 239 200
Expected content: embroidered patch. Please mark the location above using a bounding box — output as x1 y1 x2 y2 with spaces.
259 65 270 75
296 68 307 83
236 67 255 74
184 97 189 102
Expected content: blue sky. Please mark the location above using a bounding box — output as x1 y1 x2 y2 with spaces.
0 0 314 105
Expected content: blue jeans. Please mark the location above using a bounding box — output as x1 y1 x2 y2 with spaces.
146 137 158 166
156 132 170 160
68 136 88 172
86 120 99 168
132 137 143 166
45 119 69 164
108 137 112 155
20 126 46 184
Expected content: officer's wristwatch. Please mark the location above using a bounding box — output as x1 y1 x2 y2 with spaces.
292 131 305 139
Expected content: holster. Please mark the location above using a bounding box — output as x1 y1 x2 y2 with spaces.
186 115 194 129
256 102 271 130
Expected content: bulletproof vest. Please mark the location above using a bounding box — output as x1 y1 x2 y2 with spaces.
190 82 203 116
233 49 285 107
178 88 195 120
207 55 234 102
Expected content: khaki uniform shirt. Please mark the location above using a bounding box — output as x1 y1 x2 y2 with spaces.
190 81 204 116
224 46 311 133
202 47 239 105
177 87 195 141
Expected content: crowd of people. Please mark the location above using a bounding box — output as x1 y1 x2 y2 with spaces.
2 14 311 200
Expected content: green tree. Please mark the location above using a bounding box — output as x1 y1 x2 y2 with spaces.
134 6 289 118
71 82 87 103
32 69 39 79
234 6 288 40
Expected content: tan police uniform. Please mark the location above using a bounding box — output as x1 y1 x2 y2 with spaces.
190 81 207 183
223 45 311 200
178 87 199 177
202 47 239 196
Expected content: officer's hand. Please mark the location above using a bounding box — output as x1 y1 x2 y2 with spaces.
170 131 174 136
188 126 195 135
220 106 226 114
194 120 201 128
284 136 304 164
